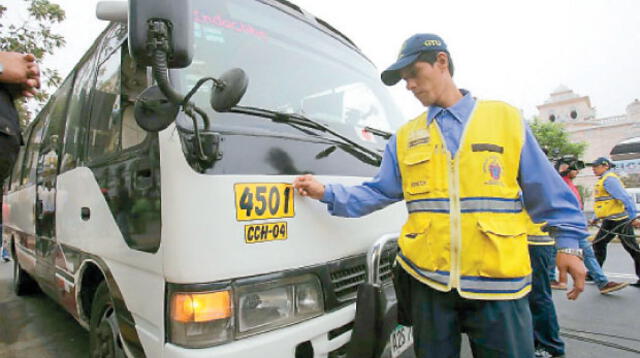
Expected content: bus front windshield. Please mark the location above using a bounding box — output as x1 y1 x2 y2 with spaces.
181 0 405 135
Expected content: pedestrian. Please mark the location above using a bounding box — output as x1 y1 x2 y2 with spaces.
293 33 587 358
527 220 565 358
589 157 640 287
0 51 41 181
1 224 9 262
552 159 628 293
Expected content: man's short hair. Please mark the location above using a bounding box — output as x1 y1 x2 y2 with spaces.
416 51 455 77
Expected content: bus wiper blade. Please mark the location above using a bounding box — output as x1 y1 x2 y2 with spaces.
230 105 382 165
364 126 392 139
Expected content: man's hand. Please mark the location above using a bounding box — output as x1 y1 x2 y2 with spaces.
0 52 41 98
293 174 325 200
632 219 640 229
556 252 586 300
588 218 599 226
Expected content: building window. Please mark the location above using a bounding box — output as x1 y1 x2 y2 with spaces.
549 114 556 122
570 110 578 119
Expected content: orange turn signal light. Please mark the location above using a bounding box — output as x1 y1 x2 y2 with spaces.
171 291 232 323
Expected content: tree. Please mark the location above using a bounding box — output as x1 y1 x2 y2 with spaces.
529 118 587 159
0 0 66 125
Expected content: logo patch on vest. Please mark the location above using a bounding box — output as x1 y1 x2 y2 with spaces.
408 129 430 148
483 155 504 186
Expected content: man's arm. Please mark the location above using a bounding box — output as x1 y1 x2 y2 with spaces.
294 135 403 217
519 124 587 299
603 175 637 220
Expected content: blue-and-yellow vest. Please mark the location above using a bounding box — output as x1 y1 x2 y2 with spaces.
594 172 628 221
527 218 554 246
395 100 531 300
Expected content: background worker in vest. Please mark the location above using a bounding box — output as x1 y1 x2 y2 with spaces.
552 159 628 294
526 220 566 358
293 33 587 358
589 157 640 287
0 51 40 181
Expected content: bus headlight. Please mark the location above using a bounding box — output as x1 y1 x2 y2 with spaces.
169 289 234 348
235 274 323 337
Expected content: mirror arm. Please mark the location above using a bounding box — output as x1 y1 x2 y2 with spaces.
147 20 185 105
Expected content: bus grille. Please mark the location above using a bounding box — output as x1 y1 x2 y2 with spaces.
329 248 396 303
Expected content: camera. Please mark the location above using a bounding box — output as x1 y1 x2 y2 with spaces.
554 155 585 173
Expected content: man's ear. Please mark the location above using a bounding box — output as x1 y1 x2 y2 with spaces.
436 52 449 72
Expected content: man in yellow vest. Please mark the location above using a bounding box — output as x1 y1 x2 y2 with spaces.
293 33 587 358
589 157 640 287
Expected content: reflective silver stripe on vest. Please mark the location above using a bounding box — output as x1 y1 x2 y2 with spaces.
406 199 450 213
602 212 628 220
460 275 532 294
398 254 450 285
595 196 613 201
527 235 553 244
406 197 523 213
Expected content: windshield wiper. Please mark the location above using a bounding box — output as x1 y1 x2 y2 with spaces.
229 105 383 165
364 126 392 140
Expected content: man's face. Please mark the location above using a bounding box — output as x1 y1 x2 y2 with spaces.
568 169 579 179
592 164 608 176
399 55 447 107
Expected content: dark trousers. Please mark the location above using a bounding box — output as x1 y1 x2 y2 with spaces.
409 277 534 358
593 219 640 279
528 245 565 356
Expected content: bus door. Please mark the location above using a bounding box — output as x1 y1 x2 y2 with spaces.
34 75 74 299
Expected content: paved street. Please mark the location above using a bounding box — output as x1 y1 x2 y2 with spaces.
0 244 638 357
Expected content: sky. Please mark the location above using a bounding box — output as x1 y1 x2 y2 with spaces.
7 0 640 120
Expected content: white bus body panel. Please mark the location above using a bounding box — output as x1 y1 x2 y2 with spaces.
158 127 407 283
57 167 165 351
5 184 36 236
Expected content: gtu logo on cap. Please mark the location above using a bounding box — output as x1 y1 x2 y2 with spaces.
424 40 442 47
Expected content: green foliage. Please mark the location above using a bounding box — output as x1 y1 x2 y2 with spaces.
529 118 587 159
0 0 66 124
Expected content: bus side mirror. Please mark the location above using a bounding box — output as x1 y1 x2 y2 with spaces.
128 0 193 68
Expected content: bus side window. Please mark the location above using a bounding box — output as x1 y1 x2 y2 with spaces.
9 129 28 190
88 47 123 160
87 44 147 162
20 114 47 186
61 49 99 173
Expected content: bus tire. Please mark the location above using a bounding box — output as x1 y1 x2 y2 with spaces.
89 281 126 358
13 256 37 296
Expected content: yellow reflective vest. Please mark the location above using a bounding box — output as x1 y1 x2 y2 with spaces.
594 172 628 220
395 100 531 300
527 219 554 246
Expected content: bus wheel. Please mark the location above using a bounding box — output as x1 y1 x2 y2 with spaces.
13 257 37 296
90 282 126 358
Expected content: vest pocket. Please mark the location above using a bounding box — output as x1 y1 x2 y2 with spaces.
399 218 441 271
403 151 432 195
476 219 529 278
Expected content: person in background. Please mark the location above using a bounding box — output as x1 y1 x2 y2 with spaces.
552 160 628 294
294 33 587 358
527 219 566 358
589 157 640 287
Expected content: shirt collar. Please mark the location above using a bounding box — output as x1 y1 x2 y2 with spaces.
426 89 474 125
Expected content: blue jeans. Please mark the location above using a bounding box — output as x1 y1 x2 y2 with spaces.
580 236 609 288
0 244 9 260
529 245 564 356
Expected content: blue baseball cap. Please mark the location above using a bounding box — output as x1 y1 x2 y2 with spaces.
588 157 616 168
381 33 449 86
